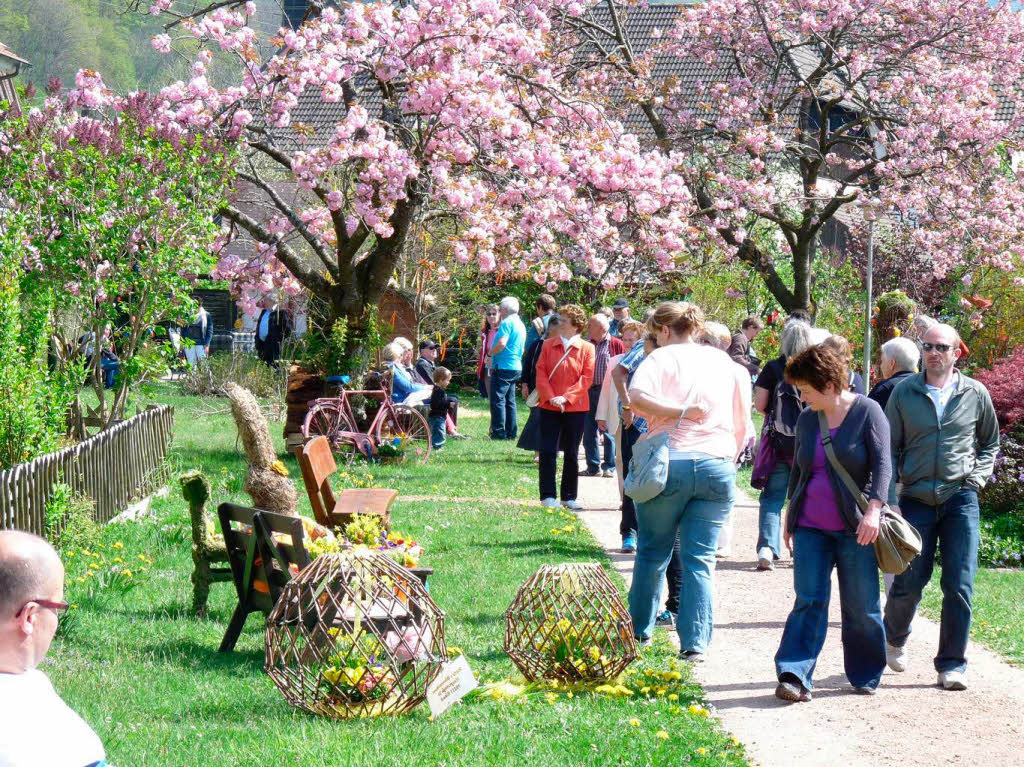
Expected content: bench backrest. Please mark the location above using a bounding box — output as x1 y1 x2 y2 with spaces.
217 503 311 615
297 436 338 528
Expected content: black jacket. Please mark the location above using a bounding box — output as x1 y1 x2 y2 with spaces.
429 385 452 418
786 396 892 534
521 338 545 393
415 357 435 385
867 370 914 412
255 309 291 352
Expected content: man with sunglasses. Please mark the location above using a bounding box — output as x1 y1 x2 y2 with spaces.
0 531 105 766
882 324 999 692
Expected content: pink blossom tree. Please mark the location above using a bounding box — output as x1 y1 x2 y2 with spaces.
132 0 696 356
563 0 1024 314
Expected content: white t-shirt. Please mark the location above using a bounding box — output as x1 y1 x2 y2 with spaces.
0 669 105 767
925 371 959 421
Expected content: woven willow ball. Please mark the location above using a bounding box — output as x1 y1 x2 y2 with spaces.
504 562 637 682
265 551 447 719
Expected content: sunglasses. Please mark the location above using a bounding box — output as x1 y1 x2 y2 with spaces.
921 342 953 353
17 599 70 619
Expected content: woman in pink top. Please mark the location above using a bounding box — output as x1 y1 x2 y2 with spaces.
627 302 752 660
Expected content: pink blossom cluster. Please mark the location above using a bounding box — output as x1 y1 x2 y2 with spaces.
657 0 1024 278
138 0 702 303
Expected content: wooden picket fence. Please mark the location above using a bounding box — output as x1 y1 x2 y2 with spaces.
0 406 175 536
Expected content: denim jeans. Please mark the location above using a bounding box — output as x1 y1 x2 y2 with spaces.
489 368 519 439
757 462 790 558
619 424 642 538
538 409 586 501
775 526 886 690
884 488 980 673
628 456 735 652
428 416 446 449
583 384 615 472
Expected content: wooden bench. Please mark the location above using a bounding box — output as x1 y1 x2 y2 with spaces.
296 436 398 530
217 503 311 652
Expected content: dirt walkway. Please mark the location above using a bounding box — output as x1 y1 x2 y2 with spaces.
574 472 1024 767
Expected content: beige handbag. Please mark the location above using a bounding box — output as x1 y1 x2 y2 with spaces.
817 412 922 574
526 341 576 408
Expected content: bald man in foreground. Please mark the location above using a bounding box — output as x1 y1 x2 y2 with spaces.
882 324 999 692
0 530 106 767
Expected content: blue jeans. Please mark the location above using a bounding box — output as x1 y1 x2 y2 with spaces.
883 488 980 673
489 368 519 439
619 424 642 538
757 462 790 558
583 384 615 472
775 526 886 690
429 416 446 449
629 456 735 652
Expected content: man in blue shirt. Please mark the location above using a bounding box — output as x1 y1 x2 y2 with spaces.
489 296 527 439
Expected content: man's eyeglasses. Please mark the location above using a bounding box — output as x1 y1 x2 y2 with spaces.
922 342 953 353
16 599 70 619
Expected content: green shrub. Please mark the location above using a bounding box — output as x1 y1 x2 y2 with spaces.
180 351 287 399
978 516 1024 568
981 424 1024 520
44 482 101 554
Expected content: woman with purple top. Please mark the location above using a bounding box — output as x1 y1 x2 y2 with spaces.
773 344 891 702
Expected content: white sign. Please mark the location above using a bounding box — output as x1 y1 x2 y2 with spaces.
426 655 478 718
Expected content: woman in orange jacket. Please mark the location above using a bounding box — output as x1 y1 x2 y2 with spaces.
534 304 596 509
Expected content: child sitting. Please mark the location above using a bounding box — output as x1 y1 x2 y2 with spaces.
428 367 454 450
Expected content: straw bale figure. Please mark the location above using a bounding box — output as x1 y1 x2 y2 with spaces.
224 382 298 515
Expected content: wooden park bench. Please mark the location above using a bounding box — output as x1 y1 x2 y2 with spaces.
217 503 311 652
296 436 398 531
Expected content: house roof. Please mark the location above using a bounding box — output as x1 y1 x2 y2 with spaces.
0 41 29 68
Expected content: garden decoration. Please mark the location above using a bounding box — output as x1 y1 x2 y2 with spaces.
504 563 637 683
265 550 447 719
224 382 299 515
306 514 433 587
301 381 431 464
873 290 917 345
297 436 398 530
218 503 312 653
180 471 231 617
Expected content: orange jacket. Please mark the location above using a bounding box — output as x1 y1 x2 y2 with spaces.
535 336 595 412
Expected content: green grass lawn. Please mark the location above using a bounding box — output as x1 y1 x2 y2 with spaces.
48 383 749 767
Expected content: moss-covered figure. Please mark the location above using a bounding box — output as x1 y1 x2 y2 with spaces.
180 470 230 617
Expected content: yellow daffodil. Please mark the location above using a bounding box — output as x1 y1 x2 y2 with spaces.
696 747 707 754
628 718 641 727
544 692 558 704
656 731 670 741
269 460 289 477
112 541 123 550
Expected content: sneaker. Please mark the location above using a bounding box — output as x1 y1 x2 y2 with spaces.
655 610 675 627
621 536 637 554
450 433 469 440
938 670 967 691
757 547 775 571
562 499 583 510
885 643 907 673
853 686 877 695
541 497 560 508
636 636 652 648
775 680 812 703
602 468 615 478
679 650 704 663
583 468 601 477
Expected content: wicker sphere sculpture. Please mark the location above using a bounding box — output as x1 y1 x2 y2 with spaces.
265 551 447 719
504 563 637 682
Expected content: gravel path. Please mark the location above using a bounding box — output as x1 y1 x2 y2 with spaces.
573 472 1024 767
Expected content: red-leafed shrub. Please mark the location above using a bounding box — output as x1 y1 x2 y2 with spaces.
975 347 1024 432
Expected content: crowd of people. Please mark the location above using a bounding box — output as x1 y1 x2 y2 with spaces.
470 293 1000 701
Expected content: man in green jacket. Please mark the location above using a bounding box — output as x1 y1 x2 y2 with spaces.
883 323 999 692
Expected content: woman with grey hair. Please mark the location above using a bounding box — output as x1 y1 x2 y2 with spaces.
752 320 815 570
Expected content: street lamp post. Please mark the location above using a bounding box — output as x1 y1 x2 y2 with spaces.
863 219 874 389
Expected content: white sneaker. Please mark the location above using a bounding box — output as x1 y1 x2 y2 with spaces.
562 499 583 510
602 468 615 478
756 547 774 571
938 670 967 691
541 497 560 508
886 643 907 673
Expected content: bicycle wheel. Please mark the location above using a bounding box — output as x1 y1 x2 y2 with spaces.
302 401 356 452
375 404 432 462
